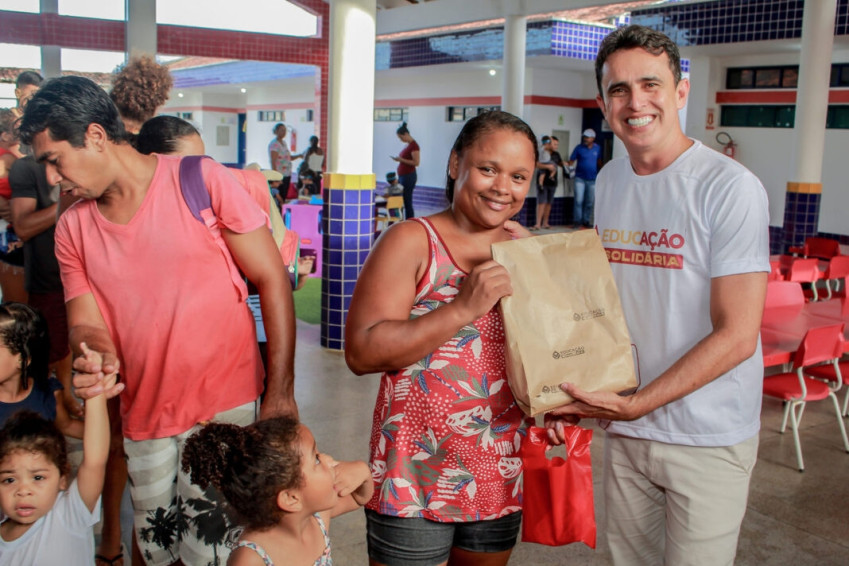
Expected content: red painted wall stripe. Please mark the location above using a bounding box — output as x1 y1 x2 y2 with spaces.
716 90 849 104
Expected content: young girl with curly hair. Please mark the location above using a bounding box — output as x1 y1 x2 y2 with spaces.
182 417 373 566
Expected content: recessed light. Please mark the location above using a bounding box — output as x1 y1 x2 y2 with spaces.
177 92 184 98
489 69 496 76
240 88 247 93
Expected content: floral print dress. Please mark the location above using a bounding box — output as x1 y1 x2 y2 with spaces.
366 217 531 522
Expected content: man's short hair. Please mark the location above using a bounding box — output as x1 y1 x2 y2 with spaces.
551 135 559 142
595 24 682 99
15 70 43 90
17 75 126 148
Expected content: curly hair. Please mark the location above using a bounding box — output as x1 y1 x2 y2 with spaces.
181 416 303 531
0 410 70 477
0 109 16 137
109 55 173 127
0 303 50 394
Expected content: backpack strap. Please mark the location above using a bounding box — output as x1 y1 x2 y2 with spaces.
178 155 248 300
178 155 212 222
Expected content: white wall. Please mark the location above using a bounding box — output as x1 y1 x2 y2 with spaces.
682 49 849 234
245 78 316 170
372 63 593 189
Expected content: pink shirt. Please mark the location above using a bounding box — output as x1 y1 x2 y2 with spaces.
55 155 266 440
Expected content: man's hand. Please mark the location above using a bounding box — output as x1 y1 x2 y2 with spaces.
72 342 124 400
547 383 643 422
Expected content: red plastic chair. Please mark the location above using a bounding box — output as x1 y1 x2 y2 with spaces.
764 280 806 309
819 255 849 300
789 237 841 260
785 258 823 301
762 323 849 472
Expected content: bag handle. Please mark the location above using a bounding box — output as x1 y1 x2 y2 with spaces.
178 155 212 221
522 425 592 463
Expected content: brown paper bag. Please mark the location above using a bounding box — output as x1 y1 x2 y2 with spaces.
491 230 637 416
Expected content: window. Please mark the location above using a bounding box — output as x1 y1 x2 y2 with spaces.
258 110 285 122
176 111 193 121
374 107 409 122
826 106 849 129
831 64 849 87
446 105 501 122
727 63 849 89
305 109 314 122
720 105 795 128
725 65 799 89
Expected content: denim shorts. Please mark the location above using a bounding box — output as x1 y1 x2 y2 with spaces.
365 509 522 566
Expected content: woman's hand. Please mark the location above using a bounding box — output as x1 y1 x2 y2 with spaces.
452 260 513 323
503 220 532 239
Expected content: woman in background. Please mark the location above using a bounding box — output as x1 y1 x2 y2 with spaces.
269 123 293 199
391 122 420 219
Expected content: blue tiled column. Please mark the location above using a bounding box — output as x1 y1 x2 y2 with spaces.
321 173 375 350
782 184 821 253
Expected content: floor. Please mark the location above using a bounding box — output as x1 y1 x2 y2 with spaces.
294 317 849 566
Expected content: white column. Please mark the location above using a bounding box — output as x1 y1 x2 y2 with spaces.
791 0 836 183
125 0 157 57
39 0 60 78
328 0 376 174
501 15 527 118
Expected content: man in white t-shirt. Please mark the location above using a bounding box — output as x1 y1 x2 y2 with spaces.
548 25 769 566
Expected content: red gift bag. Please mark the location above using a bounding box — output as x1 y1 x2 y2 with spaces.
521 425 596 548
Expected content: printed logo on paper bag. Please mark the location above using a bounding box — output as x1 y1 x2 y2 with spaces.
573 308 605 321
552 346 585 359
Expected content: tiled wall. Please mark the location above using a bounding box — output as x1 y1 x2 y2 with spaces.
0 1 330 177
322 179 375 351
631 0 849 46
782 191 821 253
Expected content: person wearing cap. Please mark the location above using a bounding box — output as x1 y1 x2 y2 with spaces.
383 171 403 196
547 25 769 566
567 128 603 228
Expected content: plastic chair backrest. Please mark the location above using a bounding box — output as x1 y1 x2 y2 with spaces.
786 258 820 283
765 281 806 309
804 237 841 260
385 196 404 211
793 323 845 369
825 255 849 279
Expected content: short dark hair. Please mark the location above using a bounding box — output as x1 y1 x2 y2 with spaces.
273 123 286 135
396 121 410 136
15 71 43 90
595 25 682 99
445 110 538 203
135 115 199 155
17 76 126 147
551 135 559 142
0 410 70 478
182 416 303 531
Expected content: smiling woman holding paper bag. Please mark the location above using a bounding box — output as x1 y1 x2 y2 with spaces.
346 111 537 566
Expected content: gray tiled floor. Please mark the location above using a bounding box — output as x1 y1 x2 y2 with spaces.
295 320 849 566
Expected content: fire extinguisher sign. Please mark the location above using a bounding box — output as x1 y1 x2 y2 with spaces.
706 108 716 130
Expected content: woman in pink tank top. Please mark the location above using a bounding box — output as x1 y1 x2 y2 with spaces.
346 111 540 566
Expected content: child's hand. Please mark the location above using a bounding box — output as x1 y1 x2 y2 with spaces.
333 460 374 506
73 342 124 399
503 220 532 240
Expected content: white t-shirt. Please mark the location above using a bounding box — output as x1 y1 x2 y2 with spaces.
595 140 770 447
0 478 100 565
